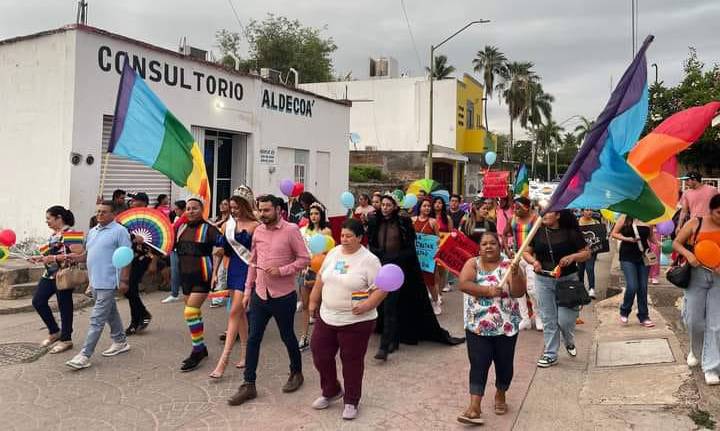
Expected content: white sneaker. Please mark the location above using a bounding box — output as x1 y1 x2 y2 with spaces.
311 391 344 410
102 341 130 357
438 296 443 305
535 315 544 331
65 353 91 370
442 284 452 293
705 371 720 385
432 300 442 315
342 404 359 420
519 318 532 331
309 316 316 325
296 301 303 313
161 295 179 304
210 298 224 308
588 289 596 299
687 352 700 368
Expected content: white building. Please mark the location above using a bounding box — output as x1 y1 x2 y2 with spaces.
301 73 495 195
0 25 350 239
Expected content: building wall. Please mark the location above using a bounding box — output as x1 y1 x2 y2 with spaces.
0 31 77 239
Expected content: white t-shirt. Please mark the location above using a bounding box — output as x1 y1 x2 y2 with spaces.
319 245 382 326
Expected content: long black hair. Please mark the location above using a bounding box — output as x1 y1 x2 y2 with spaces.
46 205 75 227
432 196 449 223
557 209 580 230
306 202 330 232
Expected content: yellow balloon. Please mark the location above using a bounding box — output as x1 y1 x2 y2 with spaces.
324 235 336 252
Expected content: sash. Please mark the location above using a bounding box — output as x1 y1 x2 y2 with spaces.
224 217 251 264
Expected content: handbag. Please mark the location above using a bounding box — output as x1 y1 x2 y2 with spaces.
666 218 703 289
56 262 89 291
632 224 657 266
544 227 591 308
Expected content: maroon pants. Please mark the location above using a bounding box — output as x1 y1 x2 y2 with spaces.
311 317 375 406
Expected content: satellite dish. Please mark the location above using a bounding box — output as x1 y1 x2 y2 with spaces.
349 133 361 150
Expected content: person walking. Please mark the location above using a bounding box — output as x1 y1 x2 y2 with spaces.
65 201 132 370
674 194 720 385
30 206 83 354
495 197 514 248
228 194 311 406
464 200 498 243
161 200 187 304
432 196 453 303
677 172 718 233
308 219 384 420
611 215 657 327
154 194 171 218
354 193 376 223
523 210 590 368
578 209 600 298
123 192 154 335
412 198 441 314
209 192 259 378
448 194 467 231
504 197 536 331
457 232 526 425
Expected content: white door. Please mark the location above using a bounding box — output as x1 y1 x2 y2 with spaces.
315 151 330 206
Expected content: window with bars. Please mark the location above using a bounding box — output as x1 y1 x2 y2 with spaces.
294 149 309 184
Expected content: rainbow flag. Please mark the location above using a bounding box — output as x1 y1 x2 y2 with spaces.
61 230 84 246
546 36 664 221
513 164 529 197
109 61 210 210
628 101 720 222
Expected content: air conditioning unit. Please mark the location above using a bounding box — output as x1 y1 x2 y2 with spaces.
364 145 378 151
260 68 283 83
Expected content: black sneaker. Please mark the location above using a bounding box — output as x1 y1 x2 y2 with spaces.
537 355 558 368
566 344 577 357
374 348 388 361
137 315 152 332
180 348 209 372
125 325 137 336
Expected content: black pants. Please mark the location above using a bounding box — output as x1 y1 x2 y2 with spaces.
244 290 302 383
466 330 518 396
127 257 151 327
32 277 73 341
379 290 400 350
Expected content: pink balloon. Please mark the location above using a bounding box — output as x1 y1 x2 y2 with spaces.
0 229 16 247
656 220 674 236
279 179 294 196
375 264 404 292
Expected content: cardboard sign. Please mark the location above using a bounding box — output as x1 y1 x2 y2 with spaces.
435 231 479 276
580 223 610 254
482 171 510 198
416 233 439 273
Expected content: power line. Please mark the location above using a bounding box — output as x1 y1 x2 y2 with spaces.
399 0 423 73
227 0 244 32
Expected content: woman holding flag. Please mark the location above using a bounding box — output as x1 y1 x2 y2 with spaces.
209 190 259 378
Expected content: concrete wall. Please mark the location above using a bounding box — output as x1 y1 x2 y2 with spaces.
0 31 76 239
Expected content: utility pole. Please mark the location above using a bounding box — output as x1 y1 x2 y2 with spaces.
76 0 88 25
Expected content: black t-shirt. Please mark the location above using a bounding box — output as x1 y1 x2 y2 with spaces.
530 227 587 276
619 224 651 263
449 209 466 230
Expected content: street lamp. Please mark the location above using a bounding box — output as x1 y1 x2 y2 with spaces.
651 63 659 84
426 19 491 179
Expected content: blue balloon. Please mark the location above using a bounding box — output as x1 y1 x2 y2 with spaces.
112 246 134 269
660 253 670 266
340 191 355 209
403 193 418 209
485 151 497 166
308 235 327 255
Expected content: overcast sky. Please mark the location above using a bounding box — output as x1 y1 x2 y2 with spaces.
2 0 719 136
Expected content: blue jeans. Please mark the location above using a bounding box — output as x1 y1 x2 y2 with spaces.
32 277 73 341
80 289 127 357
170 251 181 297
577 254 597 290
685 268 720 373
535 273 580 359
619 260 650 321
243 290 302 383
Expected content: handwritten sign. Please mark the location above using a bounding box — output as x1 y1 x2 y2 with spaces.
416 233 439 273
580 223 610 254
435 231 479 276
482 171 510 198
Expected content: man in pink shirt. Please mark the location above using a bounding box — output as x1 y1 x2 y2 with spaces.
229 194 311 406
678 172 719 232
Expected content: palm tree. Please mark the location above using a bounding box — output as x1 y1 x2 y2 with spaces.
426 55 455 79
498 61 536 162
537 119 563 180
472 45 508 130
574 116 594 145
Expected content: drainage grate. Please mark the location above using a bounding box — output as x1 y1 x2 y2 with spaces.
0 343 47 367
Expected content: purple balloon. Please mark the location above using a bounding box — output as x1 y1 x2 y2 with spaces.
656 220 675 236
375 264 404 292
279 179 294 196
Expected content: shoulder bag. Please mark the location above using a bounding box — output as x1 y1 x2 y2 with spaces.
56 261 89 291
545 227 591 308
632 224 658 267
666 218 703 289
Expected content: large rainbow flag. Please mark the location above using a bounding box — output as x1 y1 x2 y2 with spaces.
109 62 210 209
513 164 529 198
546 36 661 221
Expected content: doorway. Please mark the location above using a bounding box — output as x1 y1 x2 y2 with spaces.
204 130 234 217
433 161 454 192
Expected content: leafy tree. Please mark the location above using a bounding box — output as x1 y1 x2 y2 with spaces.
215 29 245 69
535 119 563 179
427 54 455 79
472 45 508 130
573 116 594 145
498 61 537 159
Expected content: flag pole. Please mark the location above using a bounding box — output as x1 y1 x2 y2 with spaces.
498 216 543 288
97 152 111 201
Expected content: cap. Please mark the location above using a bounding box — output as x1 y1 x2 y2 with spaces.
687 171 702 182
128 192 149 203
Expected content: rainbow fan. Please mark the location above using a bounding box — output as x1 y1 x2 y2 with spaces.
116 208 174 255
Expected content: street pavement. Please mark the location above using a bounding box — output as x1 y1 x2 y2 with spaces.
0 282 543 430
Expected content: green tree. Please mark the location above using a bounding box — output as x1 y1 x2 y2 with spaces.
558 132 579 170
498 61 537 161
216 14 337 83
573 116 594 145
472 45 508 130
536 119 563 180
427 54 456 79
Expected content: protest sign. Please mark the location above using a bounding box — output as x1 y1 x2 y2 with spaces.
580 223 610 254
435 231 479 276
482 171 510 198
416 233 438 273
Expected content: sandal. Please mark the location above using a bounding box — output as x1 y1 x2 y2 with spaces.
457 409 484 425
235 343 246 369
494 402 508 416
49 341 73 354
209 350 231 379
41 332 61 348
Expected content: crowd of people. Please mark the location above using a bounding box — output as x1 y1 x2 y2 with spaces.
25 171 720 424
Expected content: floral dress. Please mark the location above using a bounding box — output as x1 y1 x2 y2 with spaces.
464 258 521 336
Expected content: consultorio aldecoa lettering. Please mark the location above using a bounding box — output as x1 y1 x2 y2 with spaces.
261 89 314 118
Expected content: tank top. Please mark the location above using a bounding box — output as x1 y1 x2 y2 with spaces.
696 230 720 247
511 214 537 251
435 213 450 232
413 217 435 235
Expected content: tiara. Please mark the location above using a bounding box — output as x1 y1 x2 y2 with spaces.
309 202 326 212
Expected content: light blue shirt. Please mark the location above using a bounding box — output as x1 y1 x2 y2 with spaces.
85 221 132 289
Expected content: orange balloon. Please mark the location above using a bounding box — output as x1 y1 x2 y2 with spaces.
310 254 326 273
695 240 720 269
